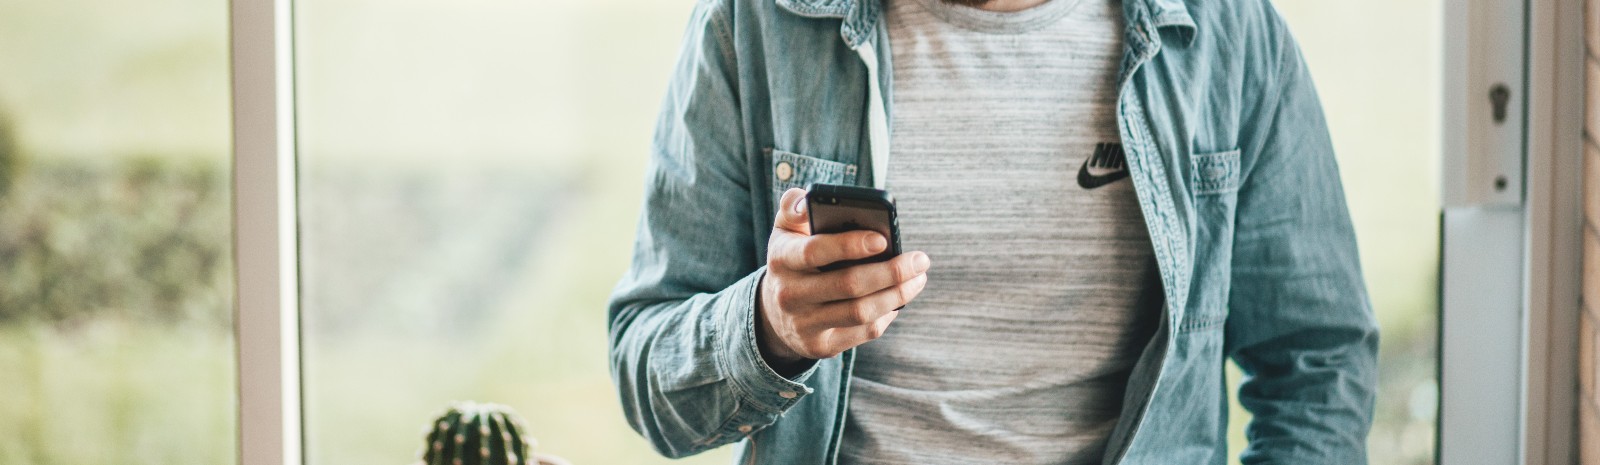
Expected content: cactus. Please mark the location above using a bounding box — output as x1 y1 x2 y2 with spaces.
419 402 536 465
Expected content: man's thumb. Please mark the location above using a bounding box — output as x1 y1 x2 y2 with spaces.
775 187 811 235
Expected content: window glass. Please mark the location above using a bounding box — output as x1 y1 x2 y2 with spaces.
296 0 1441 464
1229 1 1442 463
0 0 236 463
292 1 727 463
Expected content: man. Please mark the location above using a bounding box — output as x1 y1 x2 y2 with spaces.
608 0 1378 462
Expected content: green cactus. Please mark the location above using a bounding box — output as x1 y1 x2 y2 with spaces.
420 402 536 465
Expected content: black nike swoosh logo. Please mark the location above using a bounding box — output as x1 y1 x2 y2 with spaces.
1078 162 1129 188
1078 143 1129 189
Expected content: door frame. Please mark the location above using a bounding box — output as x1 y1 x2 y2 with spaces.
1438 0 1586 462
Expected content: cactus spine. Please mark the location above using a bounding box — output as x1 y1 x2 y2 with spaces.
420 402 534 465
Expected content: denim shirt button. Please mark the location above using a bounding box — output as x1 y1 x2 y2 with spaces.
779 391 798 399
738 424 753 434
775 162 794 181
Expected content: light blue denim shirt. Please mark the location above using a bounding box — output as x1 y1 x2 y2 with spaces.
608 0 1379 463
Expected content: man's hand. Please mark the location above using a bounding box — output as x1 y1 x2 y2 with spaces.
756 188 931 372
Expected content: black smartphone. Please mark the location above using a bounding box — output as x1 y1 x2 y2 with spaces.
806 183 900 272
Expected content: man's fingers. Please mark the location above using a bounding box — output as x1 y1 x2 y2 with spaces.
812 309 903 359
812 272 928 329
851 309 900 344
773 188 811 235
776 230 888 271
803 251 930 301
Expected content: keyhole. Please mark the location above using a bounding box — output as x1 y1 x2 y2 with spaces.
1489 84 1510 124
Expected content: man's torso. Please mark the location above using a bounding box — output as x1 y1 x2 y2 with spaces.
840 1 1162 463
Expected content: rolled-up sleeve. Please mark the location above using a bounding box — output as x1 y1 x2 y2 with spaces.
1224 2 1381 464
606 0 819 458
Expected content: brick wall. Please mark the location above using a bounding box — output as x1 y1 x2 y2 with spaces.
1581 0 1600 461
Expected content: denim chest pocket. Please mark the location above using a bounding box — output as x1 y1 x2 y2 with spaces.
766 148 858 209
1192 149 1241 195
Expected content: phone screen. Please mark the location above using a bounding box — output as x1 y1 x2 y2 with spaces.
809 197 897 271
812 199 892 237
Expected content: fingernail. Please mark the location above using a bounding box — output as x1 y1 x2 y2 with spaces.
866 234 887 253
793 196 806 216
914 252 930 272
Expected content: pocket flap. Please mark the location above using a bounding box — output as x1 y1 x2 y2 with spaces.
1192 149 1241 195
766 149 858 208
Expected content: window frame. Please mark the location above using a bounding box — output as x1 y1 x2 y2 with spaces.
1519 0 1587 460
232 0 302 464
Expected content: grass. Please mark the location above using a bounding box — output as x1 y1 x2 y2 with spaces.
0 322 235 465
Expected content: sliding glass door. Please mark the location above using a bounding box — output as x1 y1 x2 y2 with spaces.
233 0 1589 463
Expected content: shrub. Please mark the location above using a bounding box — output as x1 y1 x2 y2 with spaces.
0 156 232 327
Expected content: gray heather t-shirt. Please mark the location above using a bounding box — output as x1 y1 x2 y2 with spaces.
838 0 1162 464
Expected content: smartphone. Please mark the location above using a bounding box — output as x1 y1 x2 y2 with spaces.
806 183 900 272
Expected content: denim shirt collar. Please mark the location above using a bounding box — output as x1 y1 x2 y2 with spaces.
775 0 1196 50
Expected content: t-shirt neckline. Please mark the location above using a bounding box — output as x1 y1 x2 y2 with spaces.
906 0 1090 34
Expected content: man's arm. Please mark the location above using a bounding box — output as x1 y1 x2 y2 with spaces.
1224 3 1380 464
607 0 807 457
606 0 930 458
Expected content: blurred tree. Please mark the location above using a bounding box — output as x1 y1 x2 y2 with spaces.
0 156 231 327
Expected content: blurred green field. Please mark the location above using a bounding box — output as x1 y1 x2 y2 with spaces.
0 323 235 465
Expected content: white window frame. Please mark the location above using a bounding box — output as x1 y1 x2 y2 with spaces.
228 0 1589 462
1439 0 1586 463
232 0 301 464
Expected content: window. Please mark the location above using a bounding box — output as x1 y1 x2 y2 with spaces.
286 2 1443 463
3 0 1571 462
0 0 235 463
231 0 1585 463
290 1 719 463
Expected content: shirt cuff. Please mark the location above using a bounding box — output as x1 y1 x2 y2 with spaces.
717 267 818 413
